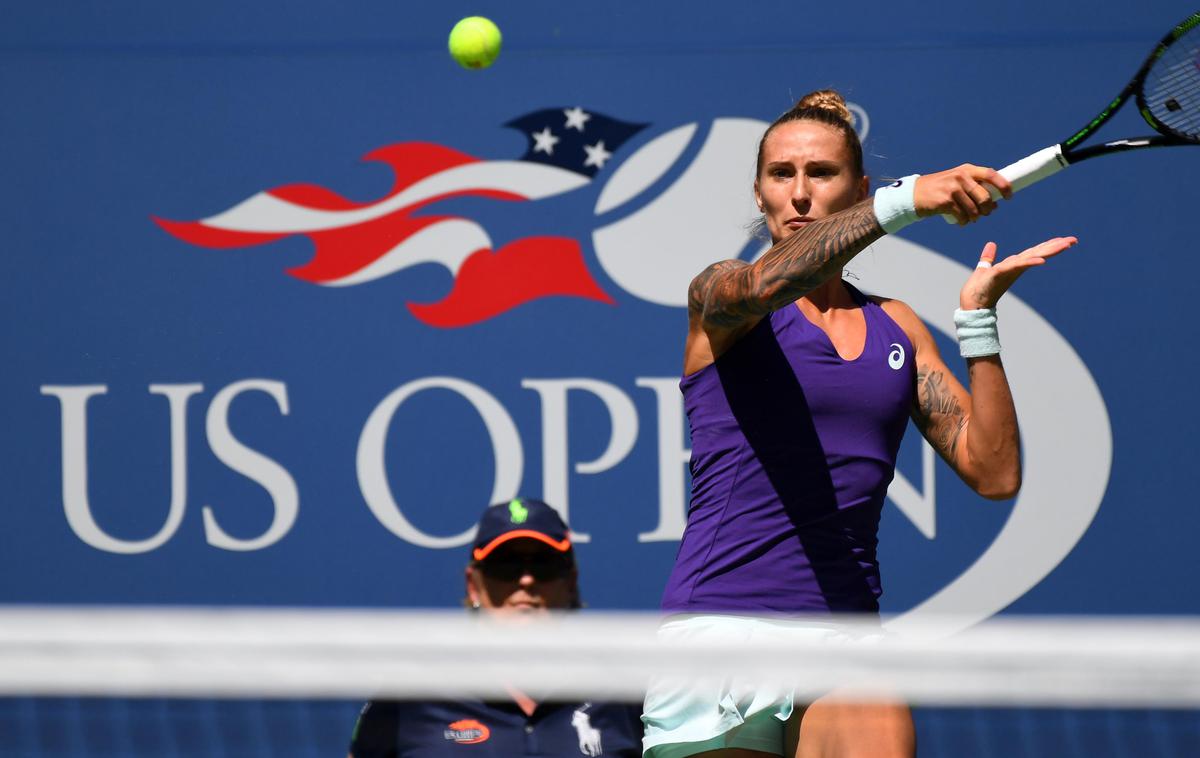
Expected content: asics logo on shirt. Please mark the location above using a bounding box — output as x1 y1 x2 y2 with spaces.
888 342 906 370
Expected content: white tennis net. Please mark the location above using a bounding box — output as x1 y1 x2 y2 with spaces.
3 607 1198 757
3 607 1199 706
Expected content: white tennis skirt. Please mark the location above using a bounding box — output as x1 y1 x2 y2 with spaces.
641 614 874 758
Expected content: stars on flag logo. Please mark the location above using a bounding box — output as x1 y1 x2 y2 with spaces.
507 107 644 177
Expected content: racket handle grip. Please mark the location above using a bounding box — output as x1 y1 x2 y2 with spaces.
940 144 1067 223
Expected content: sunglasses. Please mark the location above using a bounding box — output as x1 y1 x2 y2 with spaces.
477 553 573 582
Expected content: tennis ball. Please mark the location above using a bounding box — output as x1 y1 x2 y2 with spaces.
448 16 502 70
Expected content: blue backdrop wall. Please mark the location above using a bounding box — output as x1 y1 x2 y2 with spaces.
3 1 1196 624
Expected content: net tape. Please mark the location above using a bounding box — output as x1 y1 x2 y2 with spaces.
3 608 1198 707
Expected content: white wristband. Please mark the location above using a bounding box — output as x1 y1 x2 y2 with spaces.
955 308 1000 358
873 175 921 234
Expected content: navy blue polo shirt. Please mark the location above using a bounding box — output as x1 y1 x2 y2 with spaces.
349 698 643 757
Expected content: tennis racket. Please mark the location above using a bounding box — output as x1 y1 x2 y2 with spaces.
943 10 1200 222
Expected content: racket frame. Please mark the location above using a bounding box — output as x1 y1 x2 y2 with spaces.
1061 11 1200 164
939 11 1200 222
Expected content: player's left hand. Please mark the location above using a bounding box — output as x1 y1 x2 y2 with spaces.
959 236 1078 310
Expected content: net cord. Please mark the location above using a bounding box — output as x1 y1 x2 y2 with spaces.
2 608 1198 707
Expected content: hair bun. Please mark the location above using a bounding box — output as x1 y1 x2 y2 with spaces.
797 90 852 125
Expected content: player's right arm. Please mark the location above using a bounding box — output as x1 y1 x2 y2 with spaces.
684 199 883 374
683 165 1013 375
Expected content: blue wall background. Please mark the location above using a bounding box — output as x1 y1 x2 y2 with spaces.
3 1 1197 621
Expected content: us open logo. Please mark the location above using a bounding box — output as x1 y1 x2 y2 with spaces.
56 103 1110 625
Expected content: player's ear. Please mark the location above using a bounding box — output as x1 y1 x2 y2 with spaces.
753 181 765 213
464 565 483 609
857 175 870 203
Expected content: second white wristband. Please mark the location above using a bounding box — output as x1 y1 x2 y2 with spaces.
955 307 1000 358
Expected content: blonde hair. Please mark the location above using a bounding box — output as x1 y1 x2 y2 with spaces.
796 89 854 122
754 89 863 180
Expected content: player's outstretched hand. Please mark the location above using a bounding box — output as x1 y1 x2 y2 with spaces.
915 165 1013 225
959 237 1078 309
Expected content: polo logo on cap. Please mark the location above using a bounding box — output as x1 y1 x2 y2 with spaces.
508 499 529 524
444 719 491 744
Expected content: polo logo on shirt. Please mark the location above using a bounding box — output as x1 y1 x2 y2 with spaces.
572 706 603 756
444 719 491 744
887 342 905 370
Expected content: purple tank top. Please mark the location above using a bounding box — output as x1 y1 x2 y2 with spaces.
661 284 915 615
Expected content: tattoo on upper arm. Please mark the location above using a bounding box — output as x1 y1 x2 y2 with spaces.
694 200 884 329
914 366 968 460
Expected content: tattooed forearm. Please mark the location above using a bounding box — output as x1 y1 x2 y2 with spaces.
914 367 968 460
690 199 884 328
688 259 747 313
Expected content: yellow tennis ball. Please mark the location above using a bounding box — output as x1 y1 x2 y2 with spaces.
448 16 502 70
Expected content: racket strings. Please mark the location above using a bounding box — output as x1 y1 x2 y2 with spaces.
1144 27 1200 139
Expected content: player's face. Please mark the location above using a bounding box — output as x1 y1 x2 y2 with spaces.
466 540 577 615
754 120 868 243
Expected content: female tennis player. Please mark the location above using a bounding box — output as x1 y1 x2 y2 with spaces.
351 498 643 758
641 91 1077 758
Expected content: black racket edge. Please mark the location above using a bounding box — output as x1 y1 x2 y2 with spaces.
1067 135 1198 164
1060 11 1200 164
